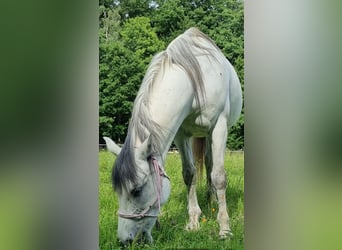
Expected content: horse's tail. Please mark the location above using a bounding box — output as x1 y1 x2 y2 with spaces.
192 137 206 180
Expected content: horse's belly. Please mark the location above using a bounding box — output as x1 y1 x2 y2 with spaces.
180 109 220 137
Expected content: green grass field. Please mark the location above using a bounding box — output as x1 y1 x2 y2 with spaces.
99 151 244 250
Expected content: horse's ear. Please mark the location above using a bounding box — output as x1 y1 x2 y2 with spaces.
103 137 121 156
137 135 152 159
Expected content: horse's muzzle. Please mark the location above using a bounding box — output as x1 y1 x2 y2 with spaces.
118 231 152 247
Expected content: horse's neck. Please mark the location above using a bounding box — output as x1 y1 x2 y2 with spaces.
134 65 195 162
158 130 177 162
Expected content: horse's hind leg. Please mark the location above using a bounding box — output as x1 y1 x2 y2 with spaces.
211 115 233 238
174 132 201 231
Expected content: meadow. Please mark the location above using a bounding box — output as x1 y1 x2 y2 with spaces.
99 150 244 250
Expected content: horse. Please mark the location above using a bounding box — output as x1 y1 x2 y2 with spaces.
104 27 242 246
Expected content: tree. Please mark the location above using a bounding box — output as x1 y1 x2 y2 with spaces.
99 16 165 142
120 16 165 65
99 6 121 43
100 42 144 142
118 0 156 19
151 0 187 43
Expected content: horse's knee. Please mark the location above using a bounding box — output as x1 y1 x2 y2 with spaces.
211 168 227 190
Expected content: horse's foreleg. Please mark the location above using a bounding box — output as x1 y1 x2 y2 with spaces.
174 133 201 231
185 177 201 231
211 115 233 239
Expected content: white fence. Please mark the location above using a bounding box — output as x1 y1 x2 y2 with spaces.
99 144 243 153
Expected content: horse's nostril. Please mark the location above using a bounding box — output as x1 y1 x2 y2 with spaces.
119 238 133 247
127 234 135 243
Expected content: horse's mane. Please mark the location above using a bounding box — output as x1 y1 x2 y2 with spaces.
113 28 220 193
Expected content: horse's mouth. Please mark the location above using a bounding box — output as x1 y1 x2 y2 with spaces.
119 231 153 248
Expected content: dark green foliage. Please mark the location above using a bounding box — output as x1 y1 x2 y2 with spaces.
99 42 143 142
228 114 244 150
99 0 244 149
119 0 155 19
151 0 188 42
99 6 121 43
120 16 165 65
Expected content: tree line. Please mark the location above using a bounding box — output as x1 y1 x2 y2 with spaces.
99 0 244 150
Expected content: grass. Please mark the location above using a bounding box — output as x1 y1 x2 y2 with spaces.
99 151 244 250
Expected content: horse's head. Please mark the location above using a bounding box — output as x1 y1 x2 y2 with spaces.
104 136 171 245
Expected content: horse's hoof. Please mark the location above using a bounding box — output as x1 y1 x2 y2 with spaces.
219 229 233 239
185 221 200 231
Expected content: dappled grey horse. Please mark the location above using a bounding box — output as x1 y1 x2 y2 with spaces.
104 27 242 245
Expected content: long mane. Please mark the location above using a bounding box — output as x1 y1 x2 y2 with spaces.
112 28 220 193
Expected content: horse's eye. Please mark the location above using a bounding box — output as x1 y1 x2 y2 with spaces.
131 187 142 197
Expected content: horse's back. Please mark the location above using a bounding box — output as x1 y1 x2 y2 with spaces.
148 28 242 137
